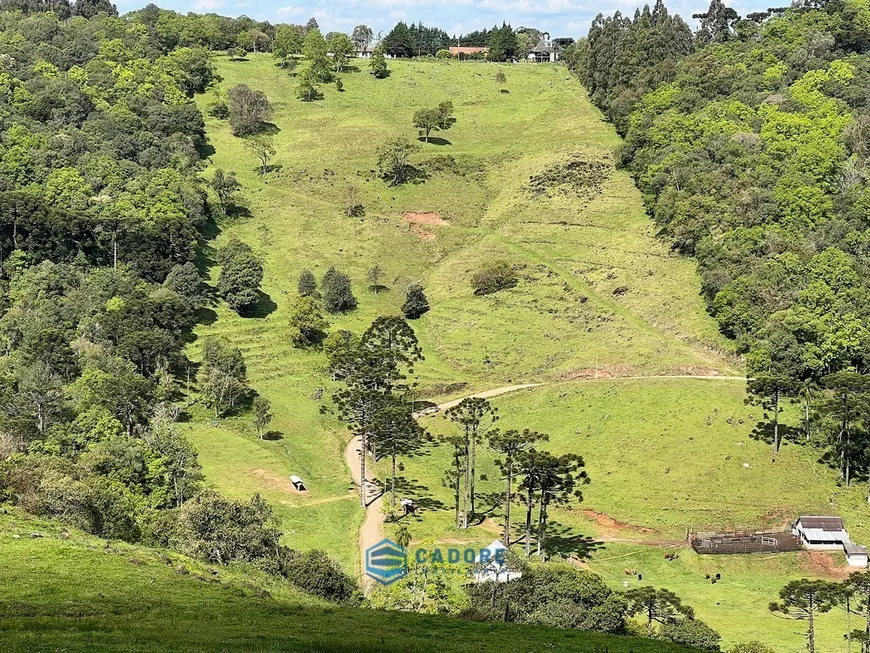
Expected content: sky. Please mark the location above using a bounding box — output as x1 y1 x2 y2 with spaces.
115 0 761 39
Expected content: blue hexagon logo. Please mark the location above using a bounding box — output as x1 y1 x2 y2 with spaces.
365 538 408 585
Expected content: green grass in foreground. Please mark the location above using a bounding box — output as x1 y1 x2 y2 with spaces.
386 378 868 651
0 510 694 653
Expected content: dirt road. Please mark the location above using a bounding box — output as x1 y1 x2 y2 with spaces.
347 375 745 593
344 434 384 594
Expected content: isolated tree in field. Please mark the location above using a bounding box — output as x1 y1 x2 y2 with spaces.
344 183 364 217
442 432 467 528
210 169 241 209
445 397 498 528
658 618 721 651
396 524 412 550
217 239 263 313
321 267 357 313
625 587 695 638
818 371 870 488
533 452 588 558
352 25 374 52
402 284 430 319
289 295 328 347
489 429 547 546
199 337 249 417
366 265 384 293
370 48 389 78
361 317 424 387
413 101 455 142
770 579 840 653
335 77 344 92
376 137 420 186
227 84 273 136
371 400 429 509
329 33 355 72
495 69 507 86
244 134 276 176
298 269 317 297
746 329 802 454
252 396 272 439
472 259 518 295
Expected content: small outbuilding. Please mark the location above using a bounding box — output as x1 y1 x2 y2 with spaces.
472 540 522 583
529 32 558 63
290 475 307 492
845 542 869 568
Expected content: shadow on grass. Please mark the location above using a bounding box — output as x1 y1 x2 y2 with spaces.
241 291 278 318
419 137 452 146
263 431 284 441
749 420 801 454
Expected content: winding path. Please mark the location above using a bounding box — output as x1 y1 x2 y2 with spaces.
344 375 746 593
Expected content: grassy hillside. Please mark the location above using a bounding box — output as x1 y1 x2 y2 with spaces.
177 54 866 652
188 53 734 569
0 510 694 653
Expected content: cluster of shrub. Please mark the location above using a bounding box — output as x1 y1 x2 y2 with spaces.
373 557 723 650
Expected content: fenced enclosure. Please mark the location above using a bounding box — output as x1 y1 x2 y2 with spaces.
691 531 801 555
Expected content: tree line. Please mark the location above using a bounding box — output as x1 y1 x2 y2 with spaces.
566 0 870 480
0 7 362 608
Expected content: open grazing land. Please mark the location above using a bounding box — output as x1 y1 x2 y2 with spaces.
8 4 870 653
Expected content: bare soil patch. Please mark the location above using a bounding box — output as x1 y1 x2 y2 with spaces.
798 551 852 579
578 509 656 535
403 211 448 225
251 468 307 494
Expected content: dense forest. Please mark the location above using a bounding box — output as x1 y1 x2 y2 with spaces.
570 0 870 476
0 6 360 603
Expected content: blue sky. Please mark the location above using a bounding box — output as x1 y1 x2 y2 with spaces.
115 0 759 39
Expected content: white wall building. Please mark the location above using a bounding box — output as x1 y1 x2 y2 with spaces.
472 540 522 583
793 515 868 568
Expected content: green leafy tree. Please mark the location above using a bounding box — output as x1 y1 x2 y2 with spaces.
370 48 390 78
198 337 249 417
351 25 374 52
402 284 430 319
382 22 415 57
289 295 328 347
371 400 428 509
746 330 803 455
626 587 695 638
412 101 455 142
376 137 420 186
210 169 242 209
321 267 357 313
298 269 317 297
252 396 273 439
818 371 870 488
273 25 303 64
366 265 384 293
659 619 721 651
846 570 870 653
297 67 321 102
217 239 263 313
244 134 276 175
328 33 354 72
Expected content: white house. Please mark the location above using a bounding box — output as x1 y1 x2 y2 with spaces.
793 516 849 550
793 515 868 568
472 540 522 583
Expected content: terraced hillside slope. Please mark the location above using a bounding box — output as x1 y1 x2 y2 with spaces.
190 54 736 568
189 55 868 651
